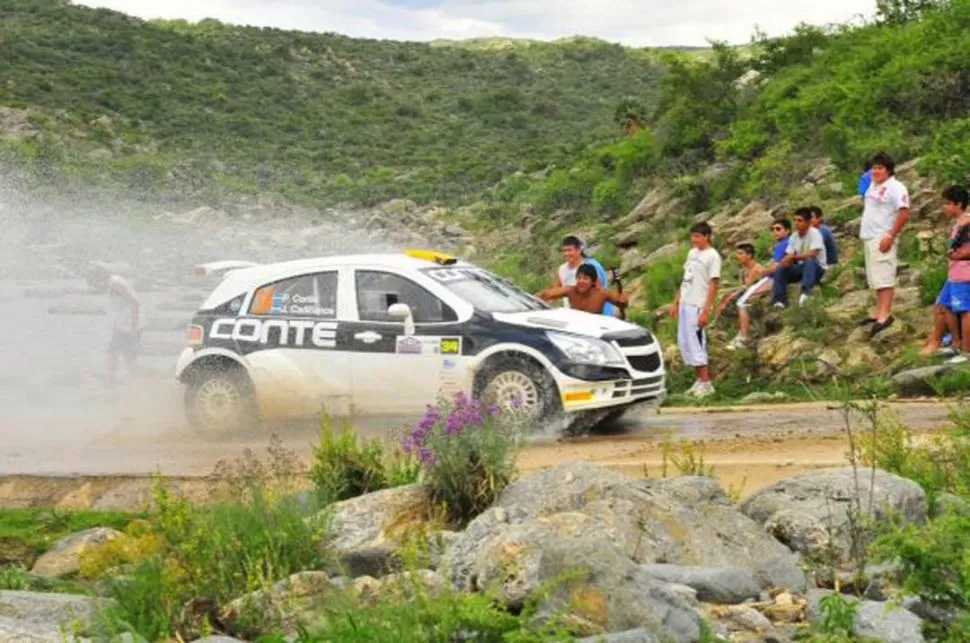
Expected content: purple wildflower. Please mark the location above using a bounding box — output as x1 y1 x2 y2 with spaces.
487 404 501 417
418 447 435 464
510 395 524 410
445 411 464 435
401 435 415 454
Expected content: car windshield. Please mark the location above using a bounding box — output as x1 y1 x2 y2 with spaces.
424 267 549 313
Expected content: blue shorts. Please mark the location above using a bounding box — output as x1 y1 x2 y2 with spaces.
110 331 140 357
938 281 970 314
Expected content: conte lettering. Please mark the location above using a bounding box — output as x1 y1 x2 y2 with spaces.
289 320 315 345
208 318 339 349
312 323 337 348
211 319 235 340
233 319 261 342
260 319 289 346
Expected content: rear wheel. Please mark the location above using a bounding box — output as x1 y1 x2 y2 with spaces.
477 355 560 427
185 368 256 433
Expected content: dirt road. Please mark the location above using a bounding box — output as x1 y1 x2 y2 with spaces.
1 399 954 501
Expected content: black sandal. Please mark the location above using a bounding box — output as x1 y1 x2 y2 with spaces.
869 316 895 338
858 317 877 326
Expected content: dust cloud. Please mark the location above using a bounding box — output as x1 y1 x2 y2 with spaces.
0 185 398 476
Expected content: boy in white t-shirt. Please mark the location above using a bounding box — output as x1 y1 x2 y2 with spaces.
858 151 910 338
672 222 721 398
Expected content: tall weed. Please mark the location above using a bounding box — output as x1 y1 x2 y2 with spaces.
404 392 523 526
99 441 329 640
310 414 422 504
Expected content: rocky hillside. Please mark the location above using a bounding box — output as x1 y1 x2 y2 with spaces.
0 0 667 208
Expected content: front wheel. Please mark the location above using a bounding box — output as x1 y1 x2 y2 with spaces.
185 370 256 433
478 356 560 426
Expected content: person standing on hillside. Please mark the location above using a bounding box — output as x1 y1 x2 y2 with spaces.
772 208 827 308
672 222 721 398
810 206 839 266
858 151 910 338
553 235 615 317
934 186 970 363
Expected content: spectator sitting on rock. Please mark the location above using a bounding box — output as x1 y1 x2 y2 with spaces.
933 186 970 364
772 208 827 309
810 205 839 266
716 243 764 351
723 219 793 351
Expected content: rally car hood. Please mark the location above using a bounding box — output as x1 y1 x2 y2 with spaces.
491 308 642 339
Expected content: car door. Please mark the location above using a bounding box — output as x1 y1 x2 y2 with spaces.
242 269 353 420
346 268 465 417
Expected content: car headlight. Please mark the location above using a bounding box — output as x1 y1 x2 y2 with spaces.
546 331 625 367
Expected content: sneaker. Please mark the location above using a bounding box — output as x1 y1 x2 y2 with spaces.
726 334 748 351
773 302 786 309
858 317 877 327
939 347 959 357
684 380 702 397
694 381 716 398
798 294 809 307
948 354 970 365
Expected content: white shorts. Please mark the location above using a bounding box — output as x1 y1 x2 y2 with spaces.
677 304 708 367
863 236 898 290
737 277 771 308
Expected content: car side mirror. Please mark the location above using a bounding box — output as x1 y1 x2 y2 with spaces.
388 303 415 336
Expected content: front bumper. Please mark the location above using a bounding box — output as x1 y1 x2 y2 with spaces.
552 333 667 413
554 371 667 412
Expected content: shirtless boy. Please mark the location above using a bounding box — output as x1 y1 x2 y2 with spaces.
536 264 628 315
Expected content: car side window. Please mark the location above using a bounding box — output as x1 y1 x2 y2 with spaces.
249 272 338 318
355 271 456 323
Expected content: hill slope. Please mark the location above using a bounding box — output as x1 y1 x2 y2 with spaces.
0 0 665 206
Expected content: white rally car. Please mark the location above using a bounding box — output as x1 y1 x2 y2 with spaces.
175 250 667 433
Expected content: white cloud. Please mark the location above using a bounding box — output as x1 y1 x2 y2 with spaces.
75 0 877 46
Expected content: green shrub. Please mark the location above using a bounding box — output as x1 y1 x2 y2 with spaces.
310 415 390 504
640 249 689 311
592 178 626 215
404 393 523 526
258 570 577 642
100 445 329 640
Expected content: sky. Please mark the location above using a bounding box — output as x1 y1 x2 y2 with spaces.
75 0 877 47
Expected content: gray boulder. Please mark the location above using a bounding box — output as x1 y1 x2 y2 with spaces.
578 629 662 642
0 591 109 633
321 484 433 577
639 564 761 604
807 590 925 643
0 616 91 642
482 462 806 592
469 512 702 641
31 527 126 578
740 468 927 563
892 365 955 395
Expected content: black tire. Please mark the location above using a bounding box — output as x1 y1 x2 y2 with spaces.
184 368 257 433
476 355 561 428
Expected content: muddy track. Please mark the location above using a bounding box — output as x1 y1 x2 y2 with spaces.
0 400 953 511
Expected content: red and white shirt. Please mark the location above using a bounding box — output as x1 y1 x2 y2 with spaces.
860 176 910 240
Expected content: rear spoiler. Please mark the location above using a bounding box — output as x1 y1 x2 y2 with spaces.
193 260 261 279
